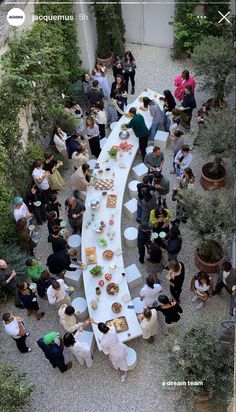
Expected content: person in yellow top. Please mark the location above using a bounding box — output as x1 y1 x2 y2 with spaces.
149 207 173 232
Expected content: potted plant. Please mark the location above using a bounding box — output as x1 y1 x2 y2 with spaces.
92 2 125 67
168 326 234 411
196 109 235 190
178 189 234 272
192 36 235 107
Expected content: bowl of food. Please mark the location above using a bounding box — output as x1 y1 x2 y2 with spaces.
97 237 108 249
92 220 106 233
105 273 112 281
119 130 130 140
103 249 114 260
106 282 119 296
112 302 122 313
89 198 101 209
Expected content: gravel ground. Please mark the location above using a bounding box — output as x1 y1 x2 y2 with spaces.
0 43 231 412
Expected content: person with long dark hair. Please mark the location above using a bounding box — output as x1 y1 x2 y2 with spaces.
92 62 110 97
112 55 124 78
17 281 44 320
25 185 47 226
150 295 183 336
90 318 129 382
162 90 176 132
84 117 101 158
123 51 136 94
63 332 93 368
174 69 196 102
166 261 185 303
53 125 69 168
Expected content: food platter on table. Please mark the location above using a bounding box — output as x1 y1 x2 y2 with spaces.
106 316 128 333
111 302 122 313
93 179 114 191
89 198 101 209
92 220 106 233
85 247 97 264
103 249 114 261
106 282 119 295
106 194 117 208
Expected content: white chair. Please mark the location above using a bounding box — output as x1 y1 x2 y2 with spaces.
154 130 170 151
68 234 81 249
133 297 145 314
88 159 97 170
123 198 137 221
128 180 140 199
74 330 95 356
110 122 118 130
146 146 153 154
124 227 138 248
132 163 148 181
71 297 88 319
127 347 138 370
100 138 107 149
124 264 142 288
64 268 83 289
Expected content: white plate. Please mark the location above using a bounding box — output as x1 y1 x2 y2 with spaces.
92 221 105 233
89 198 101 209
159 231 167 238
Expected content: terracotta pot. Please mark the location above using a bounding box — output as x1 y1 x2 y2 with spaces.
195 244 224 273
97 52 113 69
200 162 226 190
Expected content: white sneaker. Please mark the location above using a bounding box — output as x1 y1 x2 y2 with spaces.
191 295 198 303
120 373 127 383
27 348 32 353
196 301 204 310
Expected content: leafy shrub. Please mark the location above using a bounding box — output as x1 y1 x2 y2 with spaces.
0 362 34 412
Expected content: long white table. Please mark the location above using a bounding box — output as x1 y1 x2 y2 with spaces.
81 89 164 349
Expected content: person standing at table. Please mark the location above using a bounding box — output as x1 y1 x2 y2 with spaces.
140 97 164 141
2 312 31 353
37 331 72 372
91 319 129 382
47 279 71 307
144 146 164 173
138 307 158 343
123 51 136 95
65 196 86 234
123 107 149 161
83 117 101 159
63 332 93 368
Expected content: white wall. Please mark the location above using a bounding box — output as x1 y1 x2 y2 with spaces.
122 3 175 47
74 3 97 73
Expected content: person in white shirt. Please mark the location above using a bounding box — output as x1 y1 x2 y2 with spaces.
91 319 129 382
63 331 93 368
94 100 107 139
72 145 89 170
58 304 84 333
47 279 71 308
138 307 158 342
174 145 192 176
140 276 163 306
32 160 51 202
2 312 31 353
70 163 91 193
53 125 69 169
13 196 32 223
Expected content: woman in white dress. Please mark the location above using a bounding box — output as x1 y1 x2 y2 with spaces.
92 63 110 97
91 319 128 382
138 308 158 343
53 125 69 169
63 332 93 368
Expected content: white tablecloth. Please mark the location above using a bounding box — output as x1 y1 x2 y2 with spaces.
81 89 164 349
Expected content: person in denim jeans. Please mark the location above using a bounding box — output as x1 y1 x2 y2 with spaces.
141 97 163 141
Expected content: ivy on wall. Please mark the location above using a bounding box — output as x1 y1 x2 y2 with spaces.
0 1 82 243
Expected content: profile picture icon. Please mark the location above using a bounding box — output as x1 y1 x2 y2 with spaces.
7 8 25 27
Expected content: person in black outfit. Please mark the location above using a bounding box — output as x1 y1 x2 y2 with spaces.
161 90 176 132
46 194 61 218
17 281 44 320
112 56 124 78
137 222 152 264
110 74 128 100
213 261 235 296
87 80 104 105
46 249 79 277
151 294 183 335
165 226 182 262
36 270 56 298
37 331 72 372
65 196 86 234
48 225 68 253
136 175 155 223
25 185 47 226
47 211 61 234
181 84 196 128
166 261 185 302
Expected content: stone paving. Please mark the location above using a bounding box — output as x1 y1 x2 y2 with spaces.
0 43 231 412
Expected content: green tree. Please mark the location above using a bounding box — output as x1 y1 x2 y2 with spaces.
0 363 34 412
191 36 235 106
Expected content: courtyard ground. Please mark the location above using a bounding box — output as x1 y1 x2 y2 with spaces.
0 44 231 412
